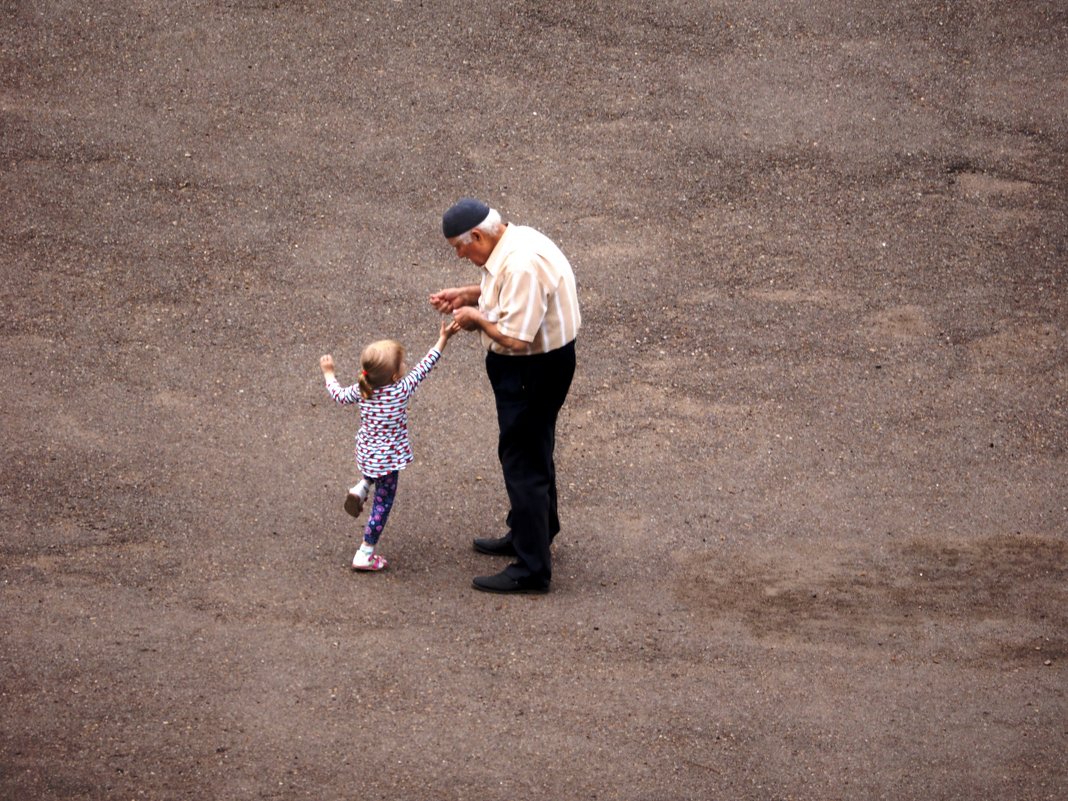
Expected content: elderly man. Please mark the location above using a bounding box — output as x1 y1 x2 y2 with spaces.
430 198 581 594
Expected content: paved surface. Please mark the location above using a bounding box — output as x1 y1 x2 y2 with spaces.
2 2 1066 799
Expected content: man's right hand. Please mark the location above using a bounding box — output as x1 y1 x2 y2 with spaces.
429 288 461 312
430 285 479 312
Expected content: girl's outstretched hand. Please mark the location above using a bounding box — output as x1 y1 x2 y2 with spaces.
319 354 335 374
441 317 463 339
436 317 463 351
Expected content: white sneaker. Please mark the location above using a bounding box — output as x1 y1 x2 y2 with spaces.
351 550 388 571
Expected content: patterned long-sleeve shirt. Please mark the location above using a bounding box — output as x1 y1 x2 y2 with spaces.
325 348 442 478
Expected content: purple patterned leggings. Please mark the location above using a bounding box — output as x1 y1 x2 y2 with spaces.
362 471 399 546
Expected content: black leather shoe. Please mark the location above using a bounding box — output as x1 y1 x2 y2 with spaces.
472 570 549 594
472 534 517 557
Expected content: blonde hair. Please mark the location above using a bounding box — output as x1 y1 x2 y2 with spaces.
358 339 405 400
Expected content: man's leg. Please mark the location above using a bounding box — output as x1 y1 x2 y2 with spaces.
485 343 575 586
535 342 574 548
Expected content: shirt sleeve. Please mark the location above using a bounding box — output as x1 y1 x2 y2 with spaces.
325 376 361 405
496 262 546 343
397 347 442 394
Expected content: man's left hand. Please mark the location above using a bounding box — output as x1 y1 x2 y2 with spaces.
452 307 482 331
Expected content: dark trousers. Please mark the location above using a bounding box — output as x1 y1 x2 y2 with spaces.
485 340 576 586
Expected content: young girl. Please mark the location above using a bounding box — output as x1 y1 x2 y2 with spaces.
319 317 460 571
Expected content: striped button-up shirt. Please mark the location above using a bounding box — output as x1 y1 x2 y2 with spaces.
325 348 441 478
479 224 581 355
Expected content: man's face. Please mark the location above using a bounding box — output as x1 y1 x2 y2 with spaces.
449 229 495 267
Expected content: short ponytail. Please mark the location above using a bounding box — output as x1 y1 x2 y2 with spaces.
357 369 374 400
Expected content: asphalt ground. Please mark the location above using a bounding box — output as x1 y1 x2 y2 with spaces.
2 2 1066 799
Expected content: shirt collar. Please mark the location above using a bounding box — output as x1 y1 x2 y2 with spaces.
483 223 515 277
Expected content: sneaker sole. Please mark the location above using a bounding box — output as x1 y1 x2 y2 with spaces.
344 493 365 517
352 559 387 572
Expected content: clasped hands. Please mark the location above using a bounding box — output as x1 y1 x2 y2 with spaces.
429 287 482 332
429 286 527 352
